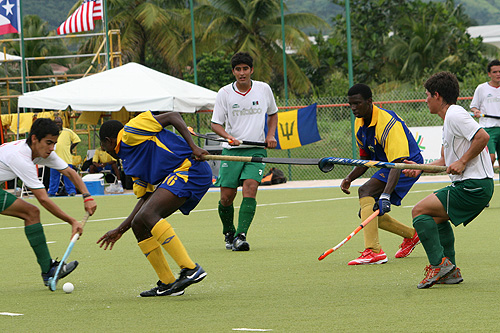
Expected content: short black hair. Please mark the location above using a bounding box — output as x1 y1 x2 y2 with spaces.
347 83 372 100
99 120 124 142
231 52 253 69
26 118 60 146
424 71 459 105
487 59 500 72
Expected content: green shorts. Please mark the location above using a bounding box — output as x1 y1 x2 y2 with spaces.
214 148 267 188
484 127 500 155
435 178 493 226
0 188 17 212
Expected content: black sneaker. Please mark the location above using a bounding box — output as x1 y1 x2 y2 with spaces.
139 280 184 297
232 233 250 251
41 259 79 286
170 263 207 293
224 232 235 250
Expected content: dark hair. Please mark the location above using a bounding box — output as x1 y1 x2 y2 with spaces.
347 83 372 100
231 52 253 69
424 71 459 105
26 118 60 146
487 59 500 72
99 120 124 142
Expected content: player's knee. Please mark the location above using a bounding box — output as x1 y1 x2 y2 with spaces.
24 205 41 224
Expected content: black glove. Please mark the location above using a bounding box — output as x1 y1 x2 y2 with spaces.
377 193 391 216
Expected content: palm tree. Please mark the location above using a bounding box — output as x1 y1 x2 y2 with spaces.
192 0 329 95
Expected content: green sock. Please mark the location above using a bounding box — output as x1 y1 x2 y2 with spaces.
438 221 456 265
413 215 444 266
218 201 235 235
236 197 256 235
25 223 52 273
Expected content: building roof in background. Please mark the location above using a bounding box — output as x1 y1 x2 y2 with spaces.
467 25 500 48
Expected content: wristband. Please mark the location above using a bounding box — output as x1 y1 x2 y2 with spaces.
380 193 391 200
82 193 92 199
84 197 94 203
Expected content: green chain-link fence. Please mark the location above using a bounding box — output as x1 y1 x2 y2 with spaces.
184 89 476 181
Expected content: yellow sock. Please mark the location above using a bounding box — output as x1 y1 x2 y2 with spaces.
138 237 176 284
378 214 415 239
151 219 195 270
359 197 380 253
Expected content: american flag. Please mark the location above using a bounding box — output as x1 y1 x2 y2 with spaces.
56 0 103 35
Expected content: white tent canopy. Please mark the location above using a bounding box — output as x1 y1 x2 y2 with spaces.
467 25 500 49
18 62 217 113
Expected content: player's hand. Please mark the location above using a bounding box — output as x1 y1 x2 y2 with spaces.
265 136 277 149
447 160 465 175
377 193 391 216
402 160 422 178
473 109 482 118
340 177 352 194
83 196 97 215
70 219 83 239
97 229 123 250
227 135 240 146
192 146 208 161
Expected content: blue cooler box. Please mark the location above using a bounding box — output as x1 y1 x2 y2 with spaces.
82 174 105 195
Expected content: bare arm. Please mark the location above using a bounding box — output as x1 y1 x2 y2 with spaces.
31 188 82 238
403 146 446 177
96 194 149 250
60 167 97 215
340 166 368 195
154 112 208 158
266 113 278 149
448 128 489 175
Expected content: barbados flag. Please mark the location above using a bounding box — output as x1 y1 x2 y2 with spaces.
267 103 321 150
0 0 20 35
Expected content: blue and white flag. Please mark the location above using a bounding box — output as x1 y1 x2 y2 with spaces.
0 0 20 36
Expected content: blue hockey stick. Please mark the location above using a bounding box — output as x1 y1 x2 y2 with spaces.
48 212 90 291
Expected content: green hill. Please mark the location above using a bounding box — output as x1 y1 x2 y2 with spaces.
22 0 76 32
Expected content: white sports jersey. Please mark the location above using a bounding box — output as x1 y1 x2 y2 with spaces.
211 80 278 149
470 82 500 128
442 105 494 182
0 139 68 189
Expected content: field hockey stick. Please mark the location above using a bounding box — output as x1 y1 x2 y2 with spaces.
318 210 379 261
48 212 90 291
201 155 447 173
187 127 267 147
468 112 500 119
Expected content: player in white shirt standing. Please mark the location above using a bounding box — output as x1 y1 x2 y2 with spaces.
0 118 97 288
404 72 493 289
211 52 278 251
471 59 500 169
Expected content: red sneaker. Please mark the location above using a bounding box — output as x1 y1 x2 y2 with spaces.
348 249 388 265
417 257 455 289
395 232 420 258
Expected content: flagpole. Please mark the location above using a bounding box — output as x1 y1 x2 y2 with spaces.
189 0 201 146
103 0 110 69
18 0 26 94
280 0 292 180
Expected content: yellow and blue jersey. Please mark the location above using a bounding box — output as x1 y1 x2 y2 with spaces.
355 105 423 205
116 111 212 211
355 105 422 164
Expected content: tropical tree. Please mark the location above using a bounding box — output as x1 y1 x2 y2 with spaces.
192 0 330 96
3 15 70 91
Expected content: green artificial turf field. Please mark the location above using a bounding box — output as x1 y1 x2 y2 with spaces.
1 181 499 332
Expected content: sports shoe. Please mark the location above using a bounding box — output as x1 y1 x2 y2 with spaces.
139 280 185 297
417 257 455 289
348 248 388 265
232 233 250 251
395 232 420 258
170 263 207 293
41 259 79 286
437 267 463 284
224 232 234 250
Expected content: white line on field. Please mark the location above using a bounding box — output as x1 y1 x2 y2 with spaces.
232 329 272 332
0 312 24 316
0 188 438 232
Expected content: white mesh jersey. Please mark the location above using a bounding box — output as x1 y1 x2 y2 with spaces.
470 82 500 128
443 105 494 182
0 139 68 189
211 80 278 149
